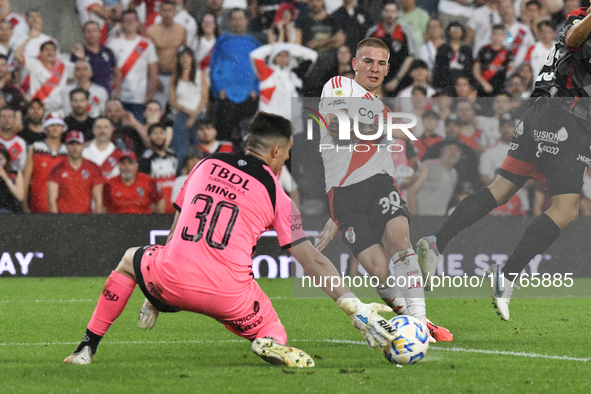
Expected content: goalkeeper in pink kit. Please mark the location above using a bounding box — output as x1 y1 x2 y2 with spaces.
64 112 399 367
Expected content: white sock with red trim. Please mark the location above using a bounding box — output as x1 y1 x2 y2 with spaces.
391 248 426 327
375 281 408 315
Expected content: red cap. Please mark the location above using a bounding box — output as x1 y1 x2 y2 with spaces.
64 130 85 144
120 151 137 163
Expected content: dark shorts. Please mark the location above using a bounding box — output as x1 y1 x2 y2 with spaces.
500 98 591 196
328 174 410 257
133 245 180 313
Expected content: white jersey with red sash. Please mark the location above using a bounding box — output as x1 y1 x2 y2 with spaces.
82 141 124 179
319 76 397 193
108 35 157 104
23 57 73 113
0 134 27 172
505 21 535 68
195 36 215 71
14 34 58 87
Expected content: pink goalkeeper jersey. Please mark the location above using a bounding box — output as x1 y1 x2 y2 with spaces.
153 152 307 295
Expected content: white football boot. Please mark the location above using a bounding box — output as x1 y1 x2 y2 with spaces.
489 262 517 321
252 338 315 368
138 298 159 329
64 346 93 365
416 235 440 291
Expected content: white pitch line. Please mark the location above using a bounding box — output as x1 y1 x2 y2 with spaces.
0 299 96 303
429 346 591 362
0 338 588 362
0 297 289 303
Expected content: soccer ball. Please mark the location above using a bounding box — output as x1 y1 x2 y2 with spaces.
381 316 429 365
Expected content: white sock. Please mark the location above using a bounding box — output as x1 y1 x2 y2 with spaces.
392 248 426 327
375 281 408 315
501 274 517 300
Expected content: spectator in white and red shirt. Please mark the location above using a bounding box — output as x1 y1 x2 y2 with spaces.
107 9 158 123
62 60 109 118
132 0 164 21
498 0 535 68
0 106 26 172
76 0 115 40
15 38 73 113
12 9 57 67
82 116 124 179
249 42 317 135
0 0 27 47
193 12 218 72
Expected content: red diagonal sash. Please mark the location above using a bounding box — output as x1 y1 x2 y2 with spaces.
100 149 124 177
32 60 65 101
482 48 508 82
512 29 525 56
120 39 149 80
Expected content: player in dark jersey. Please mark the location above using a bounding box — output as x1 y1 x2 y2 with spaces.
417 7 591 321
63 112 399 367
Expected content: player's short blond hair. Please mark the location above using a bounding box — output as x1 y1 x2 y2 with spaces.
355 38 390 60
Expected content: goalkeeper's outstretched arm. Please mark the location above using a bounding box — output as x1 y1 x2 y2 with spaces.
290 241 396 348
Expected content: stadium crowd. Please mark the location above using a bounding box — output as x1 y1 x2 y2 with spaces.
0 0 588 217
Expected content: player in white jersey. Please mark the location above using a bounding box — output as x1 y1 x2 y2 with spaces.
314 38 453 342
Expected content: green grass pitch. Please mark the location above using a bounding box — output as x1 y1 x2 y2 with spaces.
1 277 590 393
